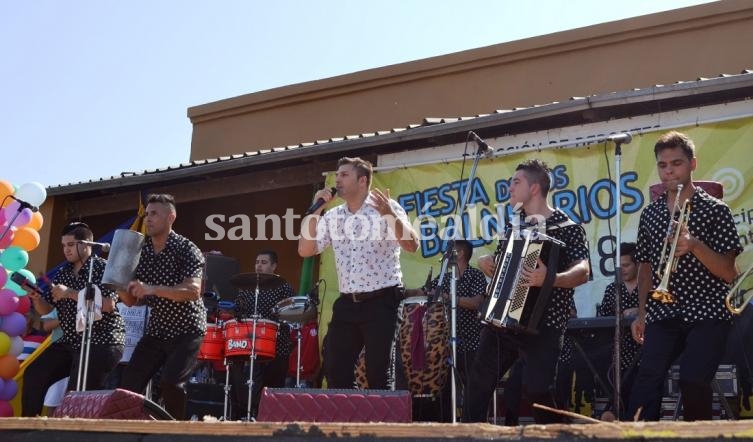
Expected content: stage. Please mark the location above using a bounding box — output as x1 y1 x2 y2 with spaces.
3 418 753 441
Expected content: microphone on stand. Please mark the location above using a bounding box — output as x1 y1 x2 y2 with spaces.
304 187 337 215
77 240 111 253
468 131 495 157
606 133 632 144
9 195 39 212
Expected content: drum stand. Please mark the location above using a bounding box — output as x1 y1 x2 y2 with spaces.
244 277 264 421
290 322 304 387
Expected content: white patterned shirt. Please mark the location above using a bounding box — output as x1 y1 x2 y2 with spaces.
316 198 407 293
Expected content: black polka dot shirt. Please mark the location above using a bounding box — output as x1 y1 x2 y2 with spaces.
427 266 487 353
598 282 641 371
493 209 590 334
135 231 207 340
235 282 295 357
635 187 742 324
45 256 125 348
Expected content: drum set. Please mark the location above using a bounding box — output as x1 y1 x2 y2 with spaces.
196 271 317 421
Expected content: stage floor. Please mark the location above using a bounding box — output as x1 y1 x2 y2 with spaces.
2 418 753 441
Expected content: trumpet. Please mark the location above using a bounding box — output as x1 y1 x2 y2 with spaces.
725 261 753 314
650 184 692 304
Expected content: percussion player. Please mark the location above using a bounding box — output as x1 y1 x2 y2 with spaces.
118 193 206 420
298 156 419 389
23 222 125 416
627 131 741 421
462 159 590 424
229 249 294 420
424 239 486 420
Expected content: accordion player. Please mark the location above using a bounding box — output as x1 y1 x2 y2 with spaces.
481 227 565 334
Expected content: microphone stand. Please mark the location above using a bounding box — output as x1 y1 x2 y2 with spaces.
0 203 26 242
611 138 628 419
435 136 489 423
76 252 98 391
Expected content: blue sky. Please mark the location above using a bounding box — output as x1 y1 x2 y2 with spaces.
1 0 712 188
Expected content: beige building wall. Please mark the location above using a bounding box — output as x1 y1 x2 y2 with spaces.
188 0 753 161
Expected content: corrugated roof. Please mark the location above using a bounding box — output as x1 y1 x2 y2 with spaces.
47 69 753 196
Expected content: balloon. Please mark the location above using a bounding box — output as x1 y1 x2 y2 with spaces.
0 228 13 249
0 312 26 337
2 201 32 227
0 378 17 401
4 268 33 296
11 226 40 252
0 267 6 288
0 332 9 356
9 336 23 358
0 400 12 417
26 211 43 231
0 246 28 272
0 209 5 226
14 182 46 208
0 290 17 316
0 354 20 379
0 180 13 202
15 295 30 315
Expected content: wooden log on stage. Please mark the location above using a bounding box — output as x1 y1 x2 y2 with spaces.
2 417 753 440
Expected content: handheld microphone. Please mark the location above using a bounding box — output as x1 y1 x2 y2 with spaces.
304 187 337 215
606 133 632 144
77 240 111 253
9 195 39 212
10 272 44 295
469 131 494 157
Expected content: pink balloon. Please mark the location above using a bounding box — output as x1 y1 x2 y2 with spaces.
0 312 26 337
0 228 13 249
3 202 32 227
0 209 5 226
15 295 30 315
0 267 6 288
0 400 11 417
0 290 18 316
0 379 17 401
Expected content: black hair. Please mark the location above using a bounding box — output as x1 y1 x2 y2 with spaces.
257 249 278 265
515 159 552 195
61 221 93 241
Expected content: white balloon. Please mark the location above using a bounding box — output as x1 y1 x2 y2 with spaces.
14 182 47 207
9 335 23 357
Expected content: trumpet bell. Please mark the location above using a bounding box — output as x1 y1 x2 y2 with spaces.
650 289 675 304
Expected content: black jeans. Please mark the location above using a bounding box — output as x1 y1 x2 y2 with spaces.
22 342 123 417
323 286 401 389
120 333 202 420
462 325 563 424
627 318 730 421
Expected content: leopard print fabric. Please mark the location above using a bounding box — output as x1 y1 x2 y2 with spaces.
354 296 449 396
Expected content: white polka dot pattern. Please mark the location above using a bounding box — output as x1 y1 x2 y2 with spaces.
635 188 742 324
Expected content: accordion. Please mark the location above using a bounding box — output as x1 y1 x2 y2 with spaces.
482 228 563 334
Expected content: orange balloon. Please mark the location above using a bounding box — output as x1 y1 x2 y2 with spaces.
26 211 44 231
11 227 40 252
0 180 12 202
0 354 20 379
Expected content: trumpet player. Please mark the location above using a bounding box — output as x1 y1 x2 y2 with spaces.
628 131 741 421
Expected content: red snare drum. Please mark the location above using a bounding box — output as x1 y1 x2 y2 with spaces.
223 318 278 360
198 324 224 361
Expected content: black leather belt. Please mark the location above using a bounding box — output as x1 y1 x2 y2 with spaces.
341 286 397 303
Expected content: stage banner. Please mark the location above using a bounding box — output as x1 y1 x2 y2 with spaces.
316 117 753 338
